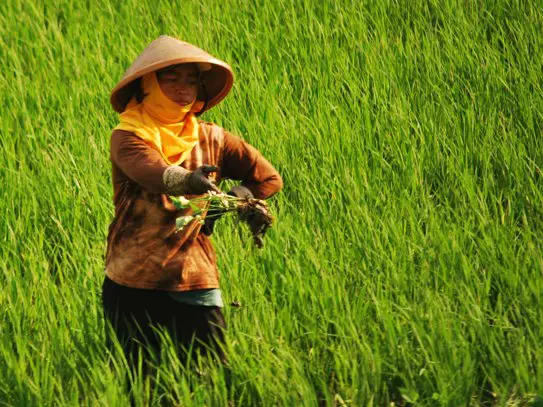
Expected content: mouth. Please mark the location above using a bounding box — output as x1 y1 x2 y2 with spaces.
176 94 195 104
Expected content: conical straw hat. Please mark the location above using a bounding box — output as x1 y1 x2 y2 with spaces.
110 35 234 114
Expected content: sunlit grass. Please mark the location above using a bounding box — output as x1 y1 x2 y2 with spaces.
1 0 542 405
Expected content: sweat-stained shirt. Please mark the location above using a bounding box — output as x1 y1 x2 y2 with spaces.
105 121 283 291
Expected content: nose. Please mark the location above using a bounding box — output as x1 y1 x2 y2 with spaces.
175 82 188 91
177 82 195 93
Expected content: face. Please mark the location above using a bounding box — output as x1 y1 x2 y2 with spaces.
156 64 199 106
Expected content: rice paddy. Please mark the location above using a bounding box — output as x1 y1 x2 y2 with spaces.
1 0 542 405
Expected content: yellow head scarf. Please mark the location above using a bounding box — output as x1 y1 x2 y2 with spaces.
114 72 201 165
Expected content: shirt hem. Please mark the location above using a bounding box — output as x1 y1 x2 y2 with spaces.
105 271 220 292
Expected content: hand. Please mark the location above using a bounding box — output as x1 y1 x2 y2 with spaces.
201 185 252 236
238 200 272 248
186 165 221 195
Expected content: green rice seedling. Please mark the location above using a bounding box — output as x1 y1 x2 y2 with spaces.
1 0 543 405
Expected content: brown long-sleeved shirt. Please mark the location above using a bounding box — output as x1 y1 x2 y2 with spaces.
105 121 283 291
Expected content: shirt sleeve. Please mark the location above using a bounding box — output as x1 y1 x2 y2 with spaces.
220 131 283 199
110 130 169 193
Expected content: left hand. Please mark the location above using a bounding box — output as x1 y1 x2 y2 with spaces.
201 185 253 236
237 199 272 248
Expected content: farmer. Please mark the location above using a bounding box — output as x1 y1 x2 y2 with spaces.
102 35 282 369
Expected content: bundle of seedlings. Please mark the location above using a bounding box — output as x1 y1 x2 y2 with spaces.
169 191 273 248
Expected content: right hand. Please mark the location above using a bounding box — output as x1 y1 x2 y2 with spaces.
201 185 253 236
186 165 221 195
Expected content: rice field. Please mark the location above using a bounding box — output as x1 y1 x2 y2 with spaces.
1 0 543 405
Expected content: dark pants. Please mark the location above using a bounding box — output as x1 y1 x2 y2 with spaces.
101 276 226 372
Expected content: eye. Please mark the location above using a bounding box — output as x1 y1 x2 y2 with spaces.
158 73 176 82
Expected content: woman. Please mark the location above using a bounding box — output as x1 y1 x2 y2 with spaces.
102 35 283 370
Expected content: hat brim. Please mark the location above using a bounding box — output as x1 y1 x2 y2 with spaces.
110 58 233 115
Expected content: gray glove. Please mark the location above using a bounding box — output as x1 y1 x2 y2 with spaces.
163 165 220 195
228 185 254 199
187 165 221 195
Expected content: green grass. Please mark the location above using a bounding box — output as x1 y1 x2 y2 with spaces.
1 0 543 405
